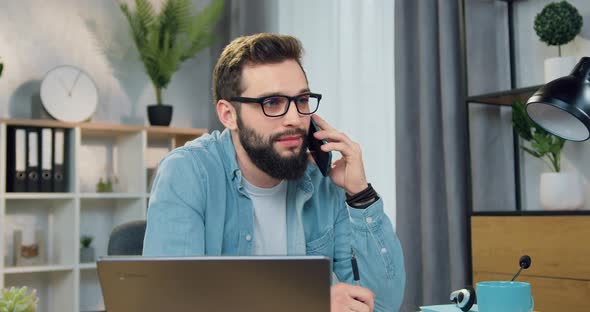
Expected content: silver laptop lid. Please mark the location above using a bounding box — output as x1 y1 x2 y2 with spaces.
97 256 331 312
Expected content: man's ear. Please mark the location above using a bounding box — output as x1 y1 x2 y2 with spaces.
217 100 238 130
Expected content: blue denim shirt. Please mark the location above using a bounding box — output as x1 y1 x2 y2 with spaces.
143 129 405 311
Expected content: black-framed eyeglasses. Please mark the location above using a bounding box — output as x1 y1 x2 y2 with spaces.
230 92 322 117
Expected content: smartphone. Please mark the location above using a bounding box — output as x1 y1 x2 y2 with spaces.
307 119 332 176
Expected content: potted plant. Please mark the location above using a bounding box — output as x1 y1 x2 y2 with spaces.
534 0 583 82
120 0 224 126
512 100 582 210
0 286 38 312
96 177 113 193
80 235 95 263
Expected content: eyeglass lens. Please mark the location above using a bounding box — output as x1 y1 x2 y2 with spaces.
261 95 319 116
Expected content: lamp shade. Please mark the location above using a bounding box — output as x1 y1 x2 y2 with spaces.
526 57 590 141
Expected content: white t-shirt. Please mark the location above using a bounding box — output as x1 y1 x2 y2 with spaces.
242 178 288 255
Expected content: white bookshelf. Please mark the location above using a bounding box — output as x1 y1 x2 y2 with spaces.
0 119 206 312
4 265 75 274
3 193 76 199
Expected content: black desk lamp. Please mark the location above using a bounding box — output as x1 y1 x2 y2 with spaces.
526 56 590 141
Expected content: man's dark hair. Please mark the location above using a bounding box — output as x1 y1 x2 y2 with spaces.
212 33 305 105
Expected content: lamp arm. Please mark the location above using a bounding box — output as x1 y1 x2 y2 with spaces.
570 57 590 81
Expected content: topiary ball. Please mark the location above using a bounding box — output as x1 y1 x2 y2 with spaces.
534 0 583 46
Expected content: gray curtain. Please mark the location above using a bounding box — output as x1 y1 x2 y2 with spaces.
208 0 279 132
395 1 469 311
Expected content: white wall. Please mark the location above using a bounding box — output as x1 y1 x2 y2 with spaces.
0 0 216 129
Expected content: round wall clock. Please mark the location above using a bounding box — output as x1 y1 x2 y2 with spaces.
40 65 98 123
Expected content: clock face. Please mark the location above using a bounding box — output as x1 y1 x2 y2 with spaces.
40 65 98 123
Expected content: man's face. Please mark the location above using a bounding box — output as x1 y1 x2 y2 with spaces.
236 60 311 180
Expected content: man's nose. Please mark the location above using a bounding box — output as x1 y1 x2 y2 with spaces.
283 100 303 125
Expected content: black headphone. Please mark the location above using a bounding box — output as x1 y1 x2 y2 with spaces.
449 286 475 312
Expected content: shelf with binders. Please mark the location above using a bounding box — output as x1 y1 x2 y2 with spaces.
2 124 75 194
2 198 76 270
0 119 208 312
4 270 76 312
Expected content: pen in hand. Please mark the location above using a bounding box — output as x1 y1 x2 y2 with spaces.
351 248 360 286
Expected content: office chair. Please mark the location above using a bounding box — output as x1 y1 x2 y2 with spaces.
107 220 147 255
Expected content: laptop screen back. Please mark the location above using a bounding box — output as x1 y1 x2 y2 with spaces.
97 256 331 312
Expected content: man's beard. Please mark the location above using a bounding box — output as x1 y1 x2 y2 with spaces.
237 116 309 180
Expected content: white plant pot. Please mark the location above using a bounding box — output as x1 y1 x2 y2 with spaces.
544 56 578 83
539 172 584 211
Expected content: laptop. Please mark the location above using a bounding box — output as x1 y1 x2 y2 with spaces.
97 256 331 312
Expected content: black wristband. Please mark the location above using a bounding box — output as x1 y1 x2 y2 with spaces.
346 183 379 209
346 183 375 201
349 196 379 209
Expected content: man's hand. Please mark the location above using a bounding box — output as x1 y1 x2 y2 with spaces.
331 283 375 312
310 115 368 195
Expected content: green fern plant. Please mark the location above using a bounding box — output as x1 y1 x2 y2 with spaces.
0 287 38 312
512 99 566 172
120 0 224 105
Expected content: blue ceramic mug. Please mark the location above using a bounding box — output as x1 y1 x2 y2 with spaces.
476 281 534 312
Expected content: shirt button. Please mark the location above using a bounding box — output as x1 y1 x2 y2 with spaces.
365 217 373 224
381 248 387 254
245 234 252 241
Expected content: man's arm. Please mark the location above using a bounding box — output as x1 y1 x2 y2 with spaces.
309 114 405 311
332 197 406 311
143 149 207 256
